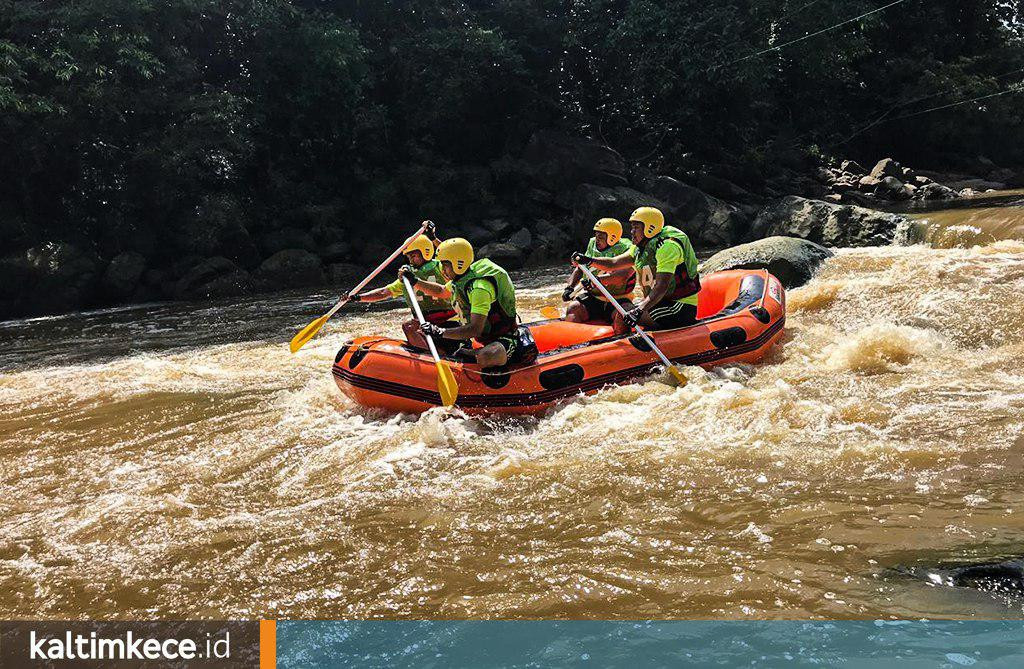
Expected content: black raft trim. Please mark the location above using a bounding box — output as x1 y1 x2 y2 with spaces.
333 316 785 408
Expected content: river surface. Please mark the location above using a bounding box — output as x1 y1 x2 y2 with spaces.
2 193 1024 620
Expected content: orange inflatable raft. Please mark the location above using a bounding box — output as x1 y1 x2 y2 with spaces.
333 269 785 415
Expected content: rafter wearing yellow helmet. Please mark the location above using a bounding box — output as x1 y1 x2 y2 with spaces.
402 237 538 371
344 222 455 343
561 218 636 326
572 206 701 332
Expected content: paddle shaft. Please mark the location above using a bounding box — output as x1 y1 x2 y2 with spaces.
401 276 443 364
325 221 431 320
577 264 679 372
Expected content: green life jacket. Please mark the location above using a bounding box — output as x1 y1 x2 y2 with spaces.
450 258 518 340
400 260 450 314
584 237 636 300
633 225 701 306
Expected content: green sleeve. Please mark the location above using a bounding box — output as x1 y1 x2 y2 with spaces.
655 241 683 274
385 279 404 297
467 280 497 316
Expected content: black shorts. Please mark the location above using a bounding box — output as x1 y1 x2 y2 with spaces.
648 300 698 330
489 325 538 366
577 293 624 323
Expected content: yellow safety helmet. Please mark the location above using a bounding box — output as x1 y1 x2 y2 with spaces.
403 234 435 262
436 237 474 275
593 218 623 246
629 206 665 239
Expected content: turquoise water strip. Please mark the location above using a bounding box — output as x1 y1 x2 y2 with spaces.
277 621 1024 668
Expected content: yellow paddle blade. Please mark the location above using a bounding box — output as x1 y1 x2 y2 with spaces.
436 360 459 407
667 365 689 387
540 306 561 319
290 313 329 353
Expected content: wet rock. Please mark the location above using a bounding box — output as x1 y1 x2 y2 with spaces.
326 262 362 286
832 179 857 193
899 557 1024 598
521 130 627 192
102 252 147 301
570 185 668 243
824 193 844 203
869 157 903 180
318 242 352 264
876 176 911 200
700 236 833 288
946 178 1007 192
840 159 866 175
254 249 325 290
0 242 102 317
918 182 958 200
913 175 934 186
173 257 252 300
259 227 316 257
750 195 913 247
858 175 881 189
647 176 750 247
525 219 574 266
689 173 763 206
479 229 533 270
988 167 1024 187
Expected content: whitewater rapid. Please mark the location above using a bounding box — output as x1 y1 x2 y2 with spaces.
2 209 1023 619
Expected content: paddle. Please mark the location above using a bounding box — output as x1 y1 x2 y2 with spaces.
289 221 430 353
576 264 689 387
539 305 561 319
401 276 459 407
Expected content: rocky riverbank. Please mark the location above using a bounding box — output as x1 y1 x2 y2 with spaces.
2 131 1021 320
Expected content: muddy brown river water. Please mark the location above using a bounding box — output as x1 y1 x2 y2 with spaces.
2 193 1023 619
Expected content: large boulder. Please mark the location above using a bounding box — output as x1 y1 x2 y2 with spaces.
876 175 911 200
318 242 352 264
479 229 533 270
0 242 101 317
840 159 866 176
918 182 957 200
102 252 147 301
869 158 903 180
750 196 913 247
946 178 1007 192
700 236 834 289
647 176 750 247
258 227 316 257
173 257 252 300
254 249 325 289
570 185 668 244
989 167 1024 187
525 219 574 266
521 130 627 193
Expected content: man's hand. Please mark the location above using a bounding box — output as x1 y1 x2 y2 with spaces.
398 265 416 283
561 285 574 302
424 220 436 238
580 278 594 293
342 291 361 303
623 305 644 328
420 322 446 339
571 252 594 266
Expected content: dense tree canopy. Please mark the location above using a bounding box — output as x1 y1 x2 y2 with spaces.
2 0 1022 268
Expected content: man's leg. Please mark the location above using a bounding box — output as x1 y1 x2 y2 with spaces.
475 341 508 369
564 299 590 323
646 300 698 330
475 327 538 369
612 298 635 335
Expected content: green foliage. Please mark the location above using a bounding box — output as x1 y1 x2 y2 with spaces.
1 0 1022 267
